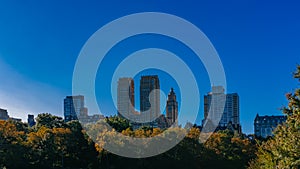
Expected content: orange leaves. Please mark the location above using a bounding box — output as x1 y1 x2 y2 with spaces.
187 127 200 139
0 120 25 144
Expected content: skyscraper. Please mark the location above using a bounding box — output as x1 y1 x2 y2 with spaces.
117 78 135 119
203 86 240 130
27 114 36 127
166 88 178 127
64 95 86 122
140 75 160 126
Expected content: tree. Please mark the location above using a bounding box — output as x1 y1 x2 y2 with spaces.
64 120 99 168
105 116 131 132
249 66 300 169
203 130 256 169
187 127 200 139
0 120 28 168
35 113 65 129
25 126 57 168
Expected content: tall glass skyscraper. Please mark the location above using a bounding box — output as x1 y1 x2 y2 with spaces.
64 95 86 122
140 75 160 125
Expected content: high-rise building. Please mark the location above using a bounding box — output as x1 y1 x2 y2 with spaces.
27 114 36 127
140 75 160 126
0 108 9 120
203 86 240 131
64 95 86 122
254 114 286 138
117 78 135 119
166 88 178 127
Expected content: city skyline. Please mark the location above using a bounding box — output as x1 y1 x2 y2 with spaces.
116 75 179 129
2 68 296 134
1 1 300 134
0 82 289 134
117 75 169 128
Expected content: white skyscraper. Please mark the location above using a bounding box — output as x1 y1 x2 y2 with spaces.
203 86 240 128
117 78 135 119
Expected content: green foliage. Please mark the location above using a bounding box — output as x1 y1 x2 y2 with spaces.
293 65 300 79
249 66 300 169
89 125 256 169
35 113 65 129
203 130 257 168
0 120 29 168
0 115 99 169
1 113 257 169
105 116 131 132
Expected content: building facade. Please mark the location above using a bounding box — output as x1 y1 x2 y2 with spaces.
157 114 168 129
117 78 135 119
203 86 240 132
0 108 9 120
79 114 105 124
140 75 160 126
254 114 287 138
27 114 36 127
64 95 86 122
0 109 21 122
166 88 178 127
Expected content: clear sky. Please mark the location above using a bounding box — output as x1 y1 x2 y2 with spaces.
0 0 299 134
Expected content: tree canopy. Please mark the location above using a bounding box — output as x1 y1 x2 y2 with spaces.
249 65 300 169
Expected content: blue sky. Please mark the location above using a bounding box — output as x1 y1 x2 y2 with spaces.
0 0 299 134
